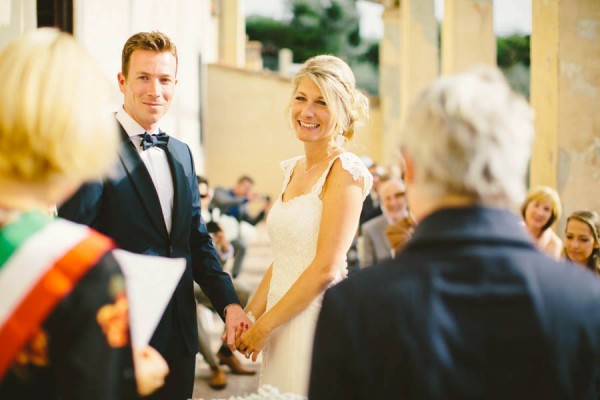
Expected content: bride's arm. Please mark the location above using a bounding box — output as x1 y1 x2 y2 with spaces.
236 161 364 360
244 264 273 320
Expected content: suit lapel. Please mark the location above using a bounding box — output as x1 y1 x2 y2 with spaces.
165 139 188 238
117 127 169 238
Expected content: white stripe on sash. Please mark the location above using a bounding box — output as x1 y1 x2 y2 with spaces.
0 220 90 328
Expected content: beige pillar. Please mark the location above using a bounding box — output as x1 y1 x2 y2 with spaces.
379 7 403 165
219 0 245 67
441 0 496 75
279 48 293 76
530 0 600 222
245 40 262 71
0 0 36 50
401 0 438 121
379 1 438 165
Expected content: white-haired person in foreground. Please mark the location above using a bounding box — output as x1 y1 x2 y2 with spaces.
309 67 600 399
0 29 167 399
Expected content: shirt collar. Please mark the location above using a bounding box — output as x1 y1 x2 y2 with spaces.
116 107 160 137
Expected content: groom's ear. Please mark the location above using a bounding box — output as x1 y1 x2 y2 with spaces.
118 72 127 94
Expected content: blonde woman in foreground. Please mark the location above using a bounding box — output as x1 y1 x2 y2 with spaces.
0 29 167 399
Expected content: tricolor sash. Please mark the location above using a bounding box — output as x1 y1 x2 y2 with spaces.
0 212 114 379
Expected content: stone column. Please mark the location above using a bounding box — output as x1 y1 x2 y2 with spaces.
219 0 245 67
400 0 438 121
278 48 293 76
245 40 262 71
379 1 438 165
441 0 495 75
530 0 600 221
379 6 403 165
0 0 36 50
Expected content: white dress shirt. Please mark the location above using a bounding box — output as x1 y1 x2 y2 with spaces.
116 107 174 234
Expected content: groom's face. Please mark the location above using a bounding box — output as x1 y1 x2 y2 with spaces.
118 49 177 132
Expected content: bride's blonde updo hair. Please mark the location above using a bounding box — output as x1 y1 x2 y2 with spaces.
290 55 369 144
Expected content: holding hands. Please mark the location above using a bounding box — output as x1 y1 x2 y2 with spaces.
222 306 269 363
235 320 270 362
222 304 254 352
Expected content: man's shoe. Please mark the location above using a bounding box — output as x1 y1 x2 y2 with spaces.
217 351 256 375
208 367 227 390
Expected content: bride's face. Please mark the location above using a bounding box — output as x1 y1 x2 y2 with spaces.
291 77 335 144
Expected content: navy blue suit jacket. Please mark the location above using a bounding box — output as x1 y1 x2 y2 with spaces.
310 206 600 399
59 125 239 354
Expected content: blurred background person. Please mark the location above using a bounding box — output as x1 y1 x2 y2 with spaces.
211 176 271 279
0 28 167 399
564 210 600 274
198 176 234 265
359 178 409 267
359 161 388 228
195 176 255 381
520 185 563 259
310 67 600 399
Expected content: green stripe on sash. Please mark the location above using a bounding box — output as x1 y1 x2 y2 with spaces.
0 212 53 269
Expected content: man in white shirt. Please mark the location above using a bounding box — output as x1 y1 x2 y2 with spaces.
59 31 251 400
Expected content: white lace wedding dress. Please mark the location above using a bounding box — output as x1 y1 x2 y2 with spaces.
260 152 372 396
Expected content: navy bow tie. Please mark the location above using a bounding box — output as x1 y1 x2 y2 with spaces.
140 132 169 150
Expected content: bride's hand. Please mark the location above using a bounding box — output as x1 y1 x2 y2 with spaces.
235 321 269 362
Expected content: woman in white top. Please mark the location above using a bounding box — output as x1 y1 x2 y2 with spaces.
235 55 372 395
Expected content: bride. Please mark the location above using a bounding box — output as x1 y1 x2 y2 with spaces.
235 54 372 395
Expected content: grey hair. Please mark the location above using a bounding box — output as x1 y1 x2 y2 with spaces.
400 67 533 206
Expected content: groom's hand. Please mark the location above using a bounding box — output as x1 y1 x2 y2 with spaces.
222 304 252 352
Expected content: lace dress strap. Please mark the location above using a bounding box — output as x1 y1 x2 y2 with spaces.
279 156 303 195
311 152 373 198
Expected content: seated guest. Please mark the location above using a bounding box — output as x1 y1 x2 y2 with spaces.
310 67 600 399
198 176 234 265
359 161 387 227
194 177 255 383
521 185 563 259
210 176 271 278
359 179 409 267
0 29 167 399
564 210 600 275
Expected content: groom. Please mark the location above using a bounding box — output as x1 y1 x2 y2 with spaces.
59 31 251 400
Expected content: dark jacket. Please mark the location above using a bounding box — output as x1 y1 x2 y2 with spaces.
0 252 138 400
59 125 239 355
310 206 600 400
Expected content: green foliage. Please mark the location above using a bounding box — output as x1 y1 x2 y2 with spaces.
360 39 379 65
246 0 381 93
245 15 292 56
497 34 530 68
246 0 364 64
496 34 531 98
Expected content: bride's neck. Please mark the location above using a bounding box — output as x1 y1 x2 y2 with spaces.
304 144 341 166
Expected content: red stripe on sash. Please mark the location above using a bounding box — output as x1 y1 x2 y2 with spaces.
0 230 114 379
